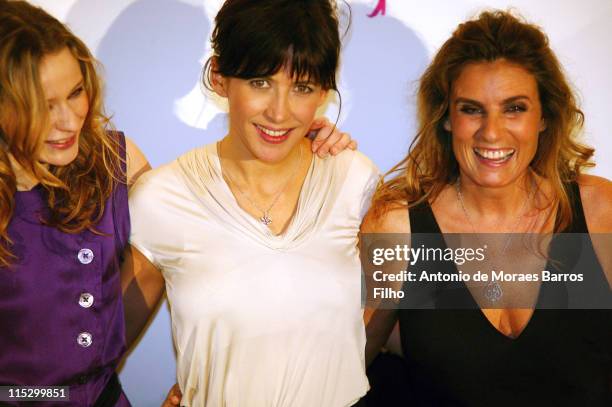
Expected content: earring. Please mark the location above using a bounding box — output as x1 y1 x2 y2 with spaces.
443 118 451 132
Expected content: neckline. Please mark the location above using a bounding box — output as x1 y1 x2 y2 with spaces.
415 199 549 341
14 183 46 222
211 143 316 240
15 183 43 194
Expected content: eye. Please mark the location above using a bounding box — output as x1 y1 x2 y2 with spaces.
505 104 527 113
294 83 314 94
249 79 269 89
69 86 85 99
459 105 483 115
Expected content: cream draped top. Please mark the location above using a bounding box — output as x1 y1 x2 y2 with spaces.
129 143 379 406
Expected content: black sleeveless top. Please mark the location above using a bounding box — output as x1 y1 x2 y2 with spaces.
396 182 611 407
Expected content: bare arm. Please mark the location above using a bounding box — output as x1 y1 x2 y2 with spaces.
121 244 166 349
361 203 410 366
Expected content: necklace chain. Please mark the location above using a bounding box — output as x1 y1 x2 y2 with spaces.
455 177 533 236
455 177 535 302
221 142 303 227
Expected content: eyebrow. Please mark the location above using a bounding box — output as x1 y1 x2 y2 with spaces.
454 95 532 106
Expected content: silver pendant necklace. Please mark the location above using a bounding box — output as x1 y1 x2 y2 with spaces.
455 177 533 303
221 143 303 227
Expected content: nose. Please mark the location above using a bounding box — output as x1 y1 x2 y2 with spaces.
480 112 504 142
263 88 291 123
52 102 82 132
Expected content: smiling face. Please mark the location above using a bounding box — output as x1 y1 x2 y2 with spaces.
38 46 89 166
446 59 546 188
213 66 328 163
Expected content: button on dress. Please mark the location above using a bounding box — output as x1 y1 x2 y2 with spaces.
0 135 131 406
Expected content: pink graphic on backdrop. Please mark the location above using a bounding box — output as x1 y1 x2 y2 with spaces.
367 0 386 18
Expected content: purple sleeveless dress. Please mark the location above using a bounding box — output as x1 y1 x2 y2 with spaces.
0 134 131 406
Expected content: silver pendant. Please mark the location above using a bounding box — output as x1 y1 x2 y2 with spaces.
484 280 503 302
260 213 272 226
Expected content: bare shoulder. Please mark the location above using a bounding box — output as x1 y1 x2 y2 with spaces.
577 173 611 190
361 201 410 234
125 136 151 186
577 174 612 233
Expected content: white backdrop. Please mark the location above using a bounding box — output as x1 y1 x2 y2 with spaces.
30 0 612 404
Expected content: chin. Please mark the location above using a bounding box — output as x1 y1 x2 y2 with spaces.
41 145 80 167
252 138 302 163
254 149 290 164
468 171 526 189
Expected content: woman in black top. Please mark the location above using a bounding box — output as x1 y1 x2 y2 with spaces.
362 10 611 407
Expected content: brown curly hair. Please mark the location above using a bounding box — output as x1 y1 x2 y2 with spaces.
0 0 123 267
371 10 594 232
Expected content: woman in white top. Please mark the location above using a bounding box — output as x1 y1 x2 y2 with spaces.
123 1 378 406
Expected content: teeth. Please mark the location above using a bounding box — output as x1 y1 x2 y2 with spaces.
256 125 289 137
474 148 514 160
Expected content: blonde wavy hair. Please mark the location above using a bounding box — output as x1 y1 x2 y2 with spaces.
0 0 123 267
371 10 594 232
